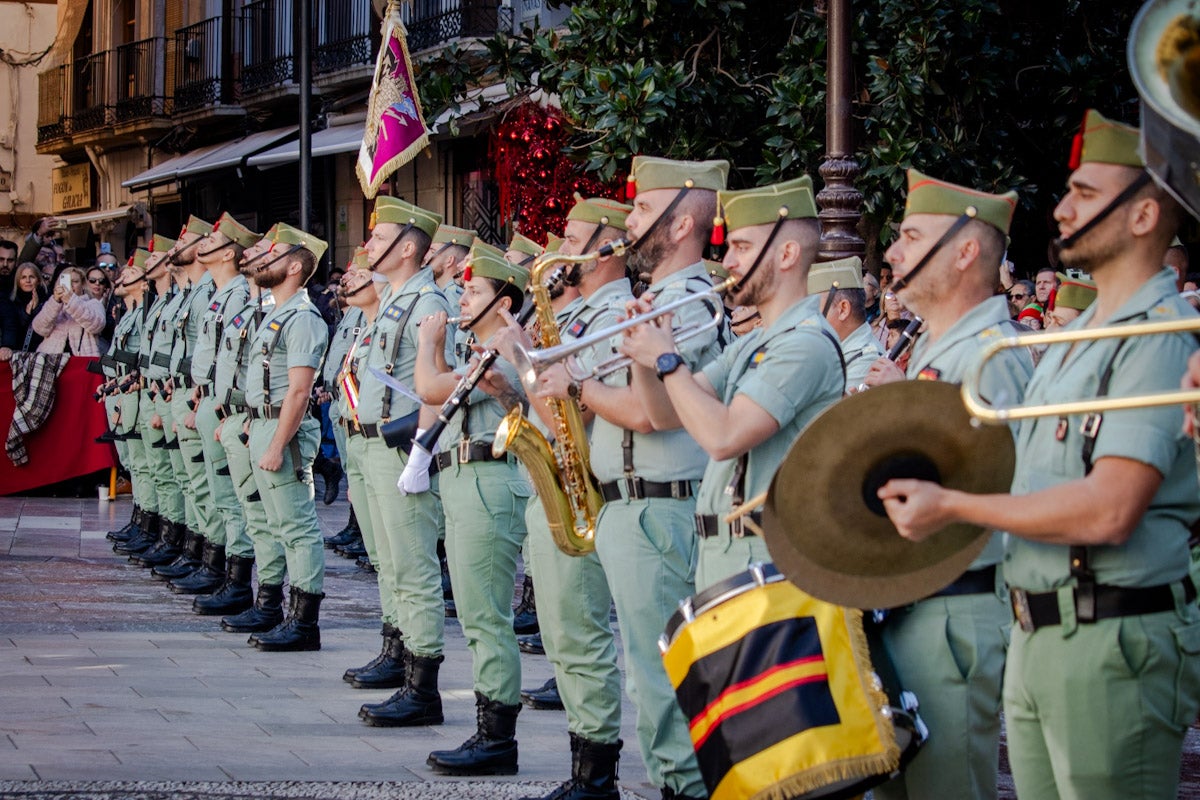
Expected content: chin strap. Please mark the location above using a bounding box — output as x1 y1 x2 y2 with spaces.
1053 172 1152 253
370 223 415 271
733 210 789 295
890 208 977 294
629 184 693 253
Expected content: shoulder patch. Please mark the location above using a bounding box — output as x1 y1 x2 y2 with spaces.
799 317 818 327
749 346 768 368
917 367 942 381
230 314 245 329
977 328 1002 340
384 305 403 321
567 319 589 338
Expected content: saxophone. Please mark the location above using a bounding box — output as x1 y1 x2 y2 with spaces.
493 244 627 556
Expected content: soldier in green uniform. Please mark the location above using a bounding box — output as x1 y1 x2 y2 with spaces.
858 169 1029 800
556 155 730 800
187 214 262 616
623 176 845 591
807 256 885 391
427 224 475 309
349 196 451 719
243 223 330 652
214 226 291 635
414 241 531 776
882 109 1200 800
494 196 633 799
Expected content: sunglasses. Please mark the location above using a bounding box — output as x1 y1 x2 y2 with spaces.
88 277 109 286
1009 292 1028 300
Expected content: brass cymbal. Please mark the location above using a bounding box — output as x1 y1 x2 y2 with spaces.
763 380 1015 609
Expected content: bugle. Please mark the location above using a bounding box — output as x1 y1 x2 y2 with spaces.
961 316 1200 424
511 274 737 388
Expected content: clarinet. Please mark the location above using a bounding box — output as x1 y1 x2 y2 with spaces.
886 315 924 361
414 267 565 453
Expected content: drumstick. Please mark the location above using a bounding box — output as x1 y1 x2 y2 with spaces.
725 490 769 536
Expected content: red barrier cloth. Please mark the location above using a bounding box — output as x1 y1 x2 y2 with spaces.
0 357 115 495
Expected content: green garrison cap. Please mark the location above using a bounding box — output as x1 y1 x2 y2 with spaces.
508 232 543 259
150 234 176 254
629 155 730 194
705 259 730 281
567 195 633 232
180 215 213 238
213 213 261 249
433 224 477 248
718 176 818 232
904 168 1019 235
370 196 442 239
271 222 328 262
259 223 280 244
465 240 530 291
807 256 865 294
545 235 564 254
1069 109 1143 170
127 247 151 271
1054 276 1097 311
349 245 370 270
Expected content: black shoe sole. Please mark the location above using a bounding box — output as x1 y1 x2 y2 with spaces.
360 712 444 727
520 696 565 710
350 675 407 690
426 759 518 776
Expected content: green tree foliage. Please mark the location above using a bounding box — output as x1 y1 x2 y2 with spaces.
418 0 1147 270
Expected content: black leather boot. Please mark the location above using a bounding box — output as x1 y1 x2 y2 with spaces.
314 453 344 505
324 507 359 549
168 541 225 594
426 691 520 775
113 511 160 554
338 536 367 558
222 582 284 632
107 505 141 542
192 554 255 615
351 627 407 689
521 676 564 710
519 734 622 800
151 529 205 581
343 623 397 683
519 633 545 655
660 788 705 800
360 652 444 727
129 519 184 567
512 575 538 635
254 588 323 651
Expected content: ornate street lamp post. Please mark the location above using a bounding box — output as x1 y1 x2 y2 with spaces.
816 0 866 262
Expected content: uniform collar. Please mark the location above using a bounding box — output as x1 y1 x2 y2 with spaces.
648 261 708 293
1075 267 1181 327
912 294 1009 366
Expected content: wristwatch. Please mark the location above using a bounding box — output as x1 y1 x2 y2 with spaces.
566 379 584 400
655 352 686 381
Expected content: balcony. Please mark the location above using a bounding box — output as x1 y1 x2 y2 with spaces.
174 16 240 114
71 49 111 133
115 37 170 122
37 65 69 145
241 0 294 97
402 0 515 53
313 0 376 86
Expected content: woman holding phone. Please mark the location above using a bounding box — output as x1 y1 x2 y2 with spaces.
31 266 106 356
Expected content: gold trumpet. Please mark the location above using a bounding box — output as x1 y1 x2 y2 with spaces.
961 316 1200 424
510 274 737 388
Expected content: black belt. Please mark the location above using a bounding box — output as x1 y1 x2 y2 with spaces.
433 442 504 470
214 403 246 421
347 421 382 439
695 511 763 539
178 375 196 389
600 478 694 502
929 565 997 600
246 405 284 420
195 384 212 399
1010 576 1197 633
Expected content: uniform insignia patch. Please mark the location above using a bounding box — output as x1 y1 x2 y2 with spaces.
362 335 373 347
267 320 282 332
750 347 768 368
384 305 402 320
568 319 588 337
209 301 221 312
231 314 245 328
978 328 1001 340
917 367 941 381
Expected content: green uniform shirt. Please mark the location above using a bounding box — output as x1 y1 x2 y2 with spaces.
170 272 215 378
349 270 450 426
589 263 728 483
244 290 328 408
191 274 249 387
212 288 264 406
1005 268 1200 591
444 331 527 447
138 290 176 381
104 306 142 378
842 320 884 390
696 295 844 518
906 294 1034 570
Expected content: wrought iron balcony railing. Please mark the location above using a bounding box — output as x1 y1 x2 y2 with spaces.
314 0 375 76
71 49 111 132
241 0 294 94
37 65 69 143
174 16 234 112
402 0 514 52
115 37 170 122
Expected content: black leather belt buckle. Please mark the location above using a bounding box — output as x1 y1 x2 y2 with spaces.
215 405 228 421
1010 588 1035 633
434 451 452 471
238 431 249 445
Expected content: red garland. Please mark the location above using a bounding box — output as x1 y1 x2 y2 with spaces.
491 103 624 245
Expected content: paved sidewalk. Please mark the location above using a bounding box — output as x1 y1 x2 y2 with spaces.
0 495 653 798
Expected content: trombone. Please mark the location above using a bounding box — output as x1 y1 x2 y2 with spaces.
962 316 1200 424
511 274 737 388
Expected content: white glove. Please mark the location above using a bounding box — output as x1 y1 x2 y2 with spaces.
396 430 434 495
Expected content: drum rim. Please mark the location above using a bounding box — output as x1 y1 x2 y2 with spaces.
663 562 785 646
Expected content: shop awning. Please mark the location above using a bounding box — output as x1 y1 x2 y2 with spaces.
248 122 364 168
123 126 298 190
58 205 134 226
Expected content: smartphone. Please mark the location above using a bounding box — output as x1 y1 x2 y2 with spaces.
57 273 72 292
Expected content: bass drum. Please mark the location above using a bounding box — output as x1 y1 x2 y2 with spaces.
659 563 925 800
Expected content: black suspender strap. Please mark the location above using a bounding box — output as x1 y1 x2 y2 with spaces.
380 296 421 421
260 308 316 405
207 286 247 383
686 275 731 350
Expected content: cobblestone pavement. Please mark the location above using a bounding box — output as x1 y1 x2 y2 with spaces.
0 494 1197 799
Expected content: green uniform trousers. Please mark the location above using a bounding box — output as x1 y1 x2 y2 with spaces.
525 492 622 742
130 391 159 514
109 391 144 507
592 497 705 798
357 436 444 656
695 528 772 592
247 416 324 594
875 588 1009 800
171 391 213 541
441 457 529 706
219 410 286 585
140 392 183 522
156 395 190 526
195 395 248 556
344 432 389 622
1003 589 1200 800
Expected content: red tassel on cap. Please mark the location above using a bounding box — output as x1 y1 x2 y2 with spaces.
1068 131 1084 171
710 216 725 246
625 174 636 200
462 265 473 282
126 255 134 266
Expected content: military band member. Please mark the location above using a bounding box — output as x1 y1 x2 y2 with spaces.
415 241 532 775
807 256 885 391
882 110 1200 800
242 223 330 652
350 196 451 724
623 176 845 590
556 155 730 800
188 214 262 616
426 223 476 308
215 226 290 635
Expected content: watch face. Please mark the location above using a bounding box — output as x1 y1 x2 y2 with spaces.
656 352 684 379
